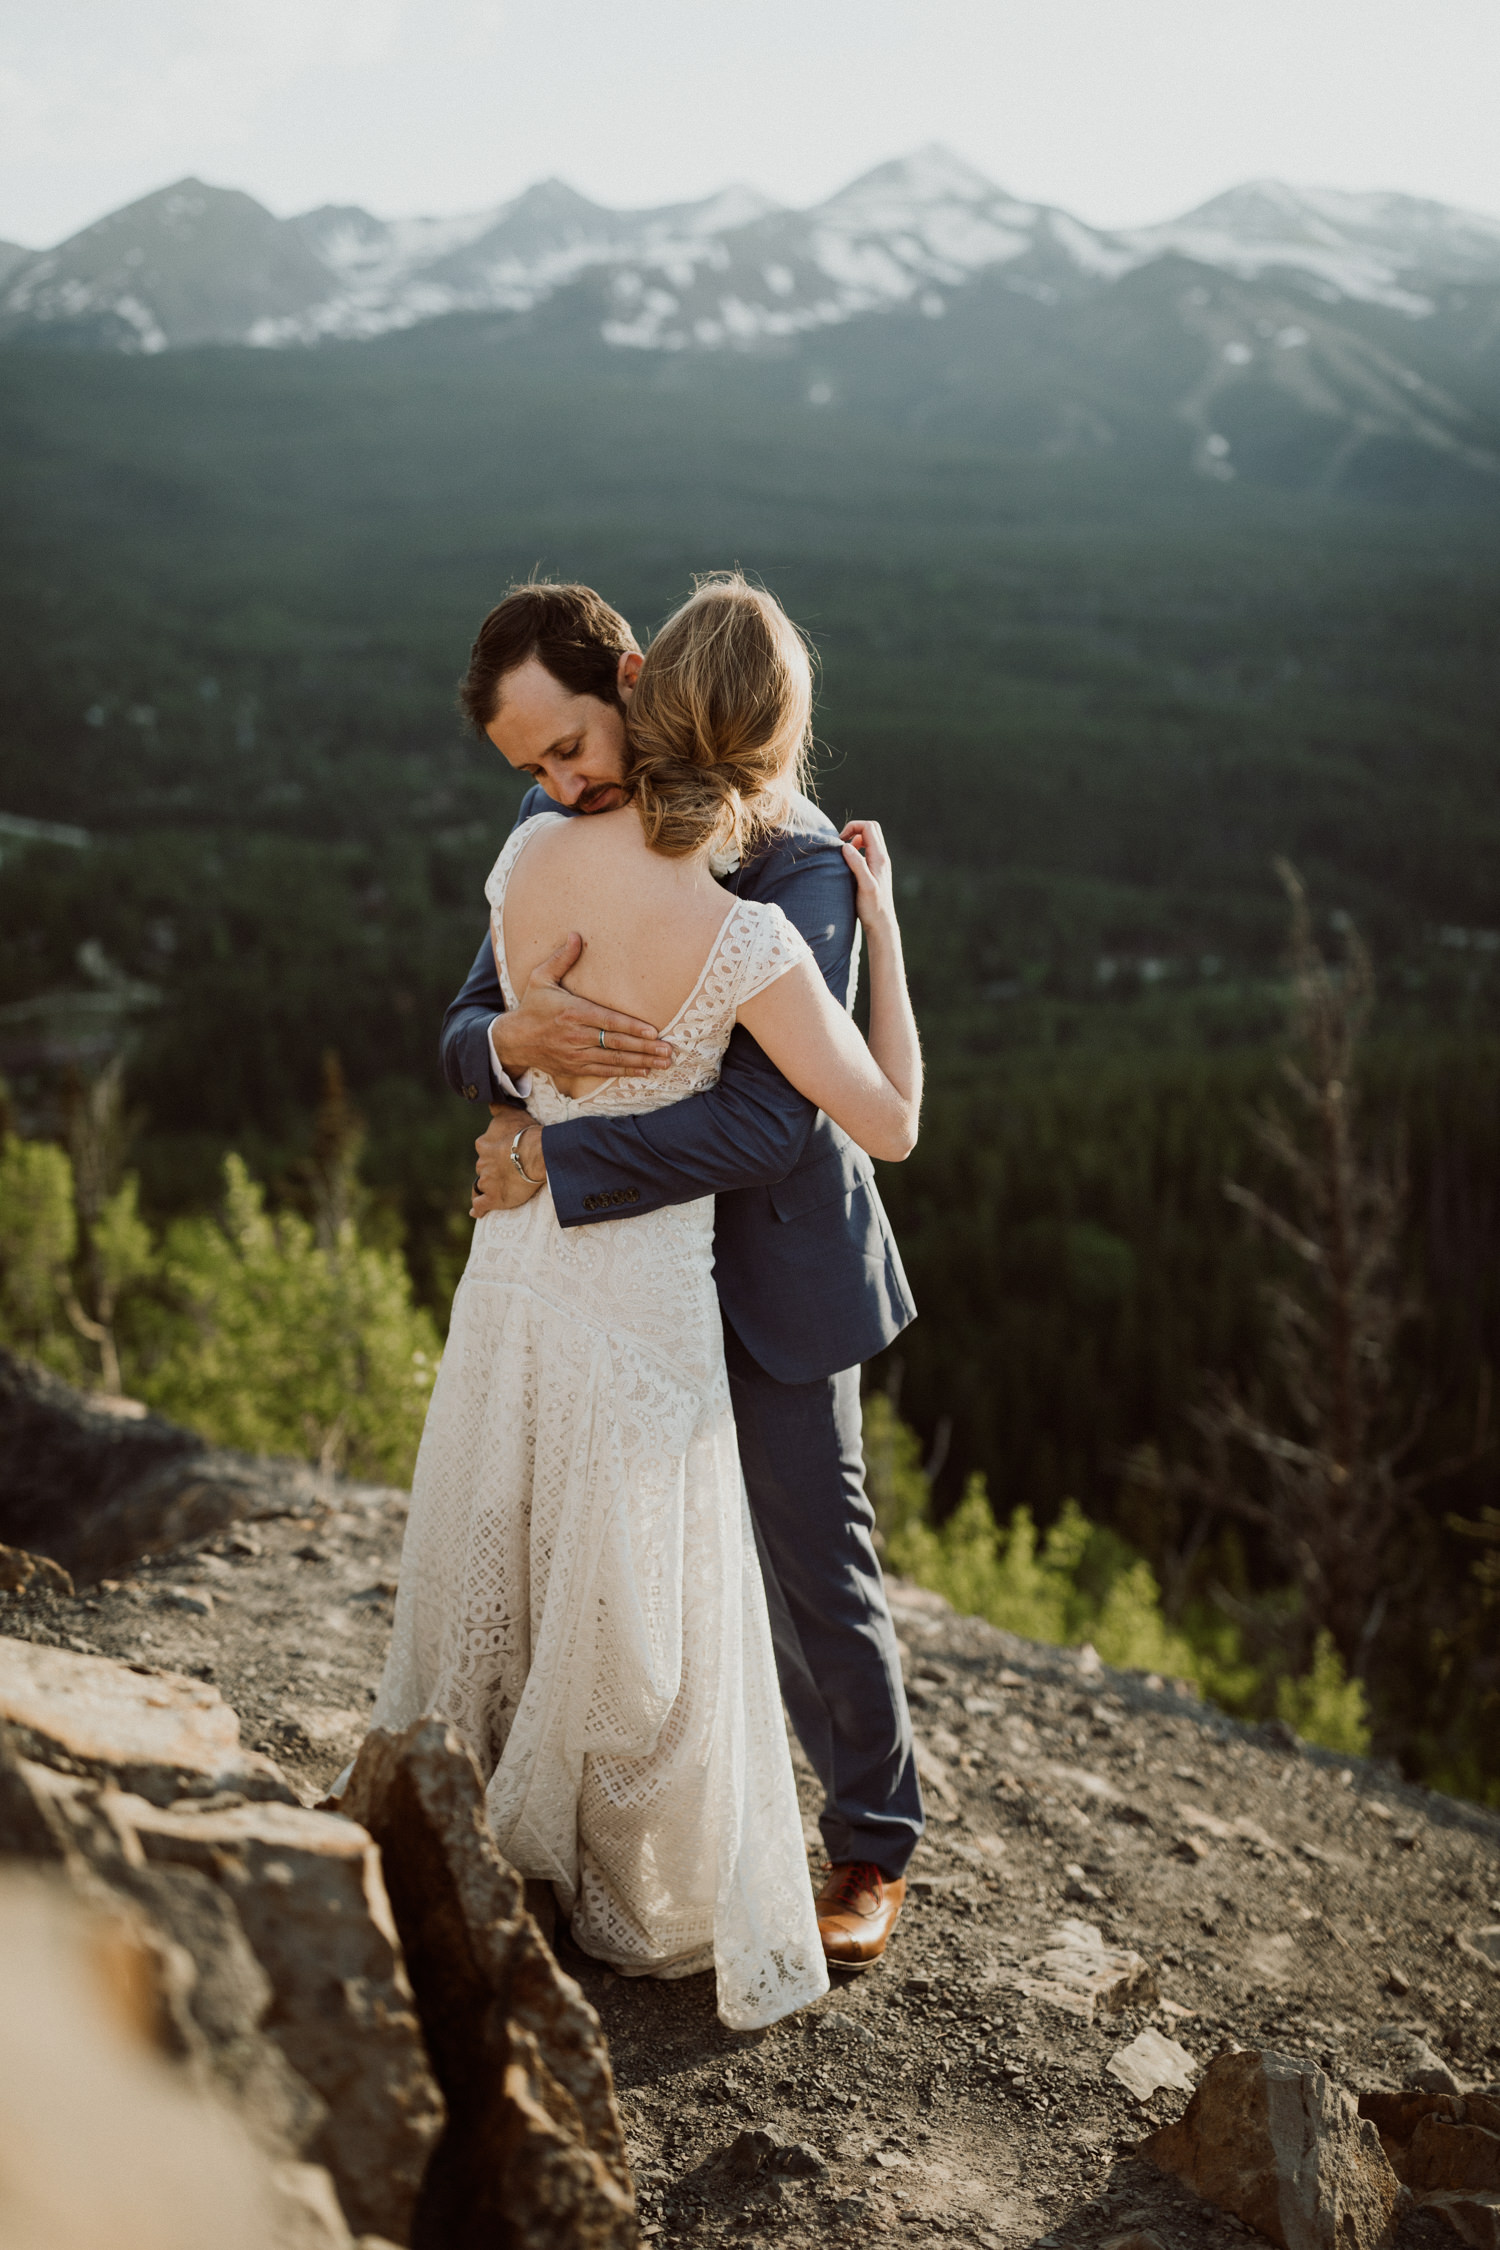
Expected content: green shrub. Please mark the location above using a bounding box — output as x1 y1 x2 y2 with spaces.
139 1155 439 1482
891 1476 1203 1677
0 1134 82 1377
1275 1631 1371 1756
867 1393 1360 1749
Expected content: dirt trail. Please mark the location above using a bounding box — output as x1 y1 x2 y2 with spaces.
4 1486 1497 2248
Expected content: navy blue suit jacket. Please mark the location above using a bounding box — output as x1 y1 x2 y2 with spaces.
440 786 916 1384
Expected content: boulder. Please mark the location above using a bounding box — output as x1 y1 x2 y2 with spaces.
1359 2090 1465 2139
1358 2088 1500 2243
1406 2118 1500 2194
117 1790 444 2245
0 1674 435 2244
340 1718 637 2250
114 1858 329 2152
0 1345 329 1582
0 1636 296 1804
1420 2192 1500 2250
1141 2048 1403 2250
1359 2089 1464 2179
0 1733 324 2148
0 1865 282 2250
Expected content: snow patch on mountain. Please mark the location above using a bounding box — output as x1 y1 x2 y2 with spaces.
4 152 1500 362
1127 179 1500 316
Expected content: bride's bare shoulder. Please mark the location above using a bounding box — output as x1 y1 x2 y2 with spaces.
513 806 611 868
540 807 636 854
506 806 652 901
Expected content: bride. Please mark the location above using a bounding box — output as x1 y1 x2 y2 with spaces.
369 575 921 2030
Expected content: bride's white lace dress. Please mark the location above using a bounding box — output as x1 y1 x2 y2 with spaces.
371 812 830 2029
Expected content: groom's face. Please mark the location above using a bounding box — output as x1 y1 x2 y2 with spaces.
484 652 642 814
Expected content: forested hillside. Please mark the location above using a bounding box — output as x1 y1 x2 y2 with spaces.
1 302 1497 1792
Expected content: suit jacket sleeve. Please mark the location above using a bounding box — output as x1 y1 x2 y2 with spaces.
541 832 859 1228
439 932 505 1107
438 785 550 1108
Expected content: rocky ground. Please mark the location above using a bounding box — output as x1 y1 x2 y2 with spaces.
4 1478 1499 2249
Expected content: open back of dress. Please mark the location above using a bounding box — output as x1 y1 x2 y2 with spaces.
371 814 829 2030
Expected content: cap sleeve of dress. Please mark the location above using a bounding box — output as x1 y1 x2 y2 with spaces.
734 900 813 1007
483 810 567 917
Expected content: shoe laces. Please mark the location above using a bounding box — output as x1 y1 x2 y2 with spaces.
822 1860 883 1913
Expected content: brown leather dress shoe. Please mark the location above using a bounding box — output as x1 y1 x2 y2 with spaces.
815 1861 906 1972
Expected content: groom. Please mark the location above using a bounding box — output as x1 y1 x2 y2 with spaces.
446 582 922 1971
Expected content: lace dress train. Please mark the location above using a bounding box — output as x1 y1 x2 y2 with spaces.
371 815 830 2030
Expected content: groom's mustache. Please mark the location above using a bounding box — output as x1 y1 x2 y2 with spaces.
576 782 626 813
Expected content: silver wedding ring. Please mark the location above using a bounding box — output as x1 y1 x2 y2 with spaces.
598 1029 607 1050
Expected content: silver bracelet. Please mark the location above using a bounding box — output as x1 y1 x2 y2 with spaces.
510 1127 541 1187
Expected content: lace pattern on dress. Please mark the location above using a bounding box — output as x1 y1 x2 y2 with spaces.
484 810 811 1124
371 812 828 2029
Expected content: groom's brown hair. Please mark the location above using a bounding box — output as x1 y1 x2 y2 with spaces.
460 582 640 733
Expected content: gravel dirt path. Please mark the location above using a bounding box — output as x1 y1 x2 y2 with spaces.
4 1484 1497 2248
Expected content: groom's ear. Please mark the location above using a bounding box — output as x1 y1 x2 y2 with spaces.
617 650 644 705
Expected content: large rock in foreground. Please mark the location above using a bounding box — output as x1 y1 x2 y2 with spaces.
120 1792 444 2241
1141 2048 1403 2250
341 1718 637 2250
0 1640 443 2245
0 1636 295 1804
0 1866 283 2250
0 1639 642 2246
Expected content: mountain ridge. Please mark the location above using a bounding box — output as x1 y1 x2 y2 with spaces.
2 147 1498 499
6 146 1500 360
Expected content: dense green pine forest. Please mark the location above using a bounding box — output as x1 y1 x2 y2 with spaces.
1 310 1497 1792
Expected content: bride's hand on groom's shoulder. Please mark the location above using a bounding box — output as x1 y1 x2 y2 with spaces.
489 932 674 1082
840 820 898 934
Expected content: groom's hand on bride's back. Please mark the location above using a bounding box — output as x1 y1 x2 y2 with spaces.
488 932 674 1083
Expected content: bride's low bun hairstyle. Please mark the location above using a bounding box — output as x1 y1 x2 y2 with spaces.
625 574 813 862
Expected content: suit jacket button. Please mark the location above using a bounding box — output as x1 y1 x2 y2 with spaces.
625 1188 639 1203
465 1084 478 1100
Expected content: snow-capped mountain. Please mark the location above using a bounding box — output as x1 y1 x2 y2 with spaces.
7 147 1499 360
1127 179 1500 316
4 150 1498 496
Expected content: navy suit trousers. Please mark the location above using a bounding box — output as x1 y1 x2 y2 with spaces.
722 1317 923 1880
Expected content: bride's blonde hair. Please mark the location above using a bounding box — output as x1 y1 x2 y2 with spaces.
624 574 813 862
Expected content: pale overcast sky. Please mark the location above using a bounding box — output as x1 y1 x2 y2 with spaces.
3 0 1498 248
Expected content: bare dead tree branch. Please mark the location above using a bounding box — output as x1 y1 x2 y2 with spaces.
1189 862 1490 1678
